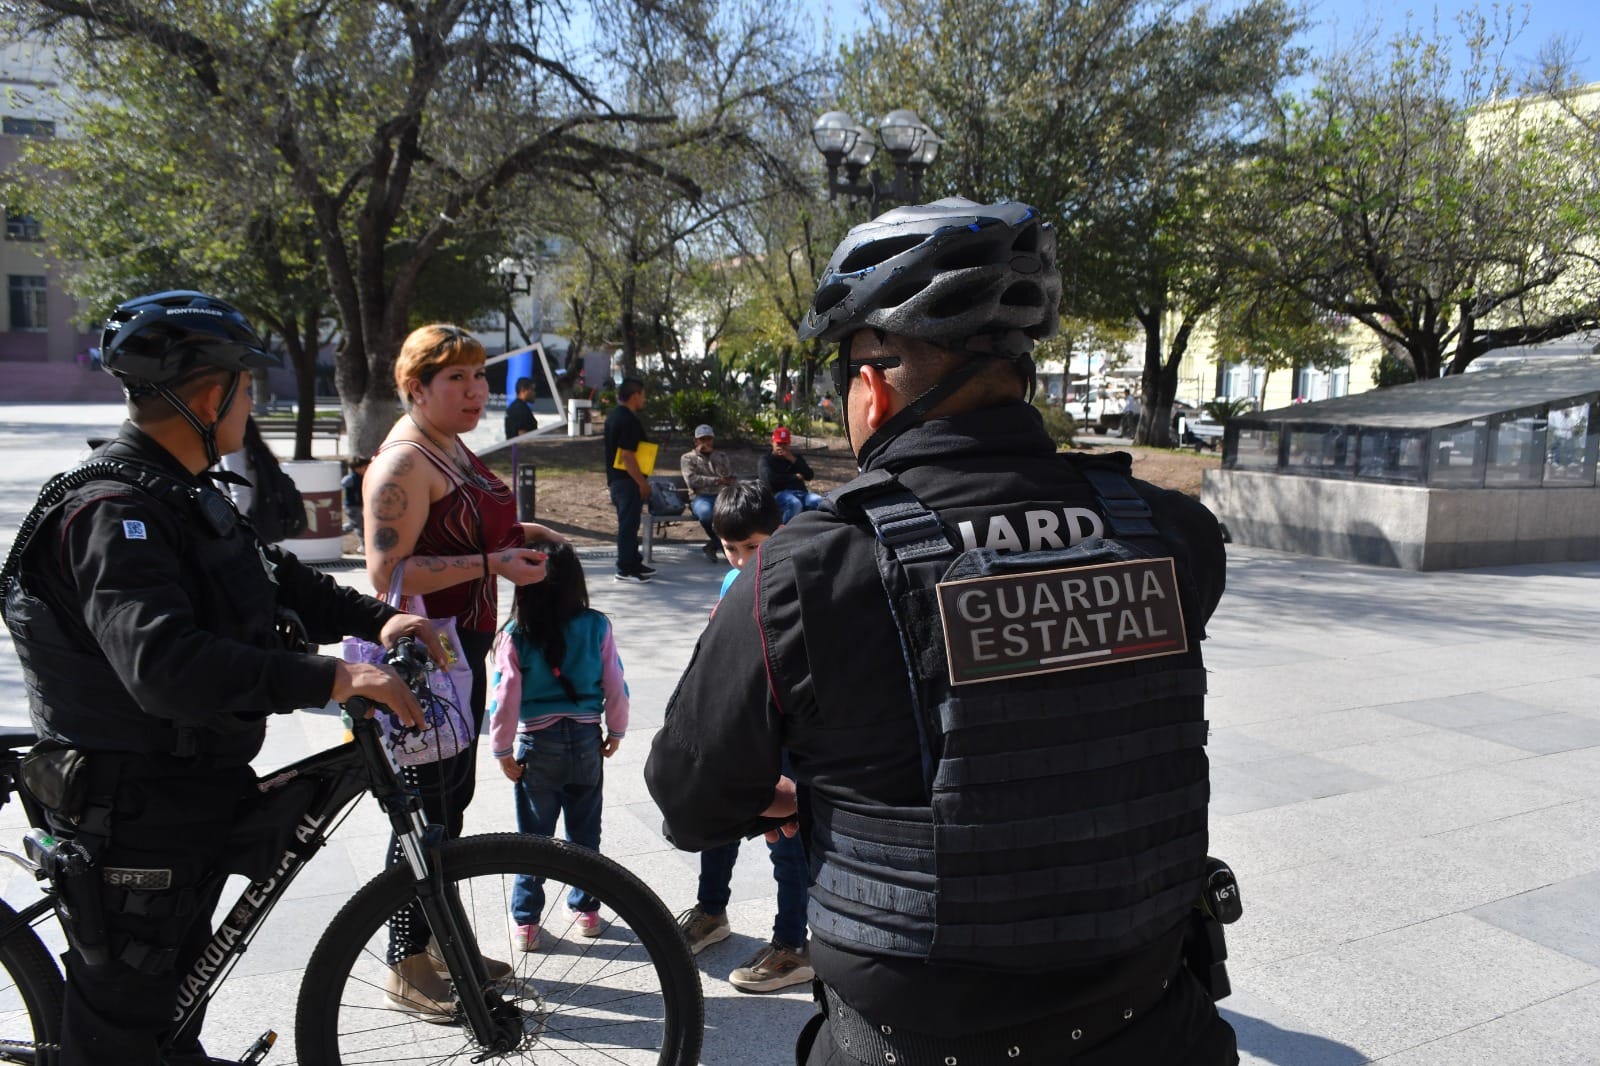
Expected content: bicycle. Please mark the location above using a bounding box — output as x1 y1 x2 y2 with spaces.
0 640 702 1064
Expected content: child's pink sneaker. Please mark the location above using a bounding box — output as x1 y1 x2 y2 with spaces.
573 909 603 938
514 923 541 952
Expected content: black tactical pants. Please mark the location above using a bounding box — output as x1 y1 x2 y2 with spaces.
797 967 1238 1066
55 758 257 1066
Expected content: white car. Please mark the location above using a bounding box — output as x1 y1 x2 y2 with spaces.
1179 411 1224 449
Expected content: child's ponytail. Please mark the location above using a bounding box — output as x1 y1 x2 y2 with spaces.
510 540 590 705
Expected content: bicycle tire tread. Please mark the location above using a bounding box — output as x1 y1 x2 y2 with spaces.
295 832 702 1065
0 898 64 1050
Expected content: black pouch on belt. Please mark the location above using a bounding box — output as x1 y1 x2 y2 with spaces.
20 739 90 821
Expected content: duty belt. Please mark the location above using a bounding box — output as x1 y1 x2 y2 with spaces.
821 973 1176 1065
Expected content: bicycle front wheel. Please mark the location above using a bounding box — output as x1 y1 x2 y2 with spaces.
296 833 701 1065
0 899 63 1063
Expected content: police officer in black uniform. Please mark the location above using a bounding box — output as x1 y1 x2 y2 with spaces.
1 291 441 1066
646 200 1234 1064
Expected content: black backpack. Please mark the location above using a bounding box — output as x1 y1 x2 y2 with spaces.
647 476 687 516
243 427 306 543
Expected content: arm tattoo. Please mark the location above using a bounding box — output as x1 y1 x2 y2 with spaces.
416 557 447 573
372 483 408 522
390 452 415 477
374 526 400 552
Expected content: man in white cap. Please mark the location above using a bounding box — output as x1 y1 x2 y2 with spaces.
680 424 737 560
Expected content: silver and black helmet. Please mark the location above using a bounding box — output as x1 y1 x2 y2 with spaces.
799 198 1060 357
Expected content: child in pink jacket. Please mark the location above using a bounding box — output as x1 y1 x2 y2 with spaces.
488 542 628 951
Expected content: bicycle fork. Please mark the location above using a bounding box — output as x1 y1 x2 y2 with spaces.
352 709 521 1053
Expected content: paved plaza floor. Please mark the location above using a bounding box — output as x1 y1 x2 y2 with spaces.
0 403 1596 1063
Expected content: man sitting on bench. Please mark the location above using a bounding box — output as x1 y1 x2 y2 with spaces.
680 424 736 563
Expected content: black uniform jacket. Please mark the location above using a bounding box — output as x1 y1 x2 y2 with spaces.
646 401 1226 1034
21 423 396 764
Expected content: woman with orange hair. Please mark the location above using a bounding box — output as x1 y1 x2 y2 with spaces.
363 323 562 1016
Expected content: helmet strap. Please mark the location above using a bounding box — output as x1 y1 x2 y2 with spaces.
152 371 240 468
855 355 989 470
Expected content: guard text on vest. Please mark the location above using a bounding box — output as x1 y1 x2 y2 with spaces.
955 507 1104 553
936 557 1189 685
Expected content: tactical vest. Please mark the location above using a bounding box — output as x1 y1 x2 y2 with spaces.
807 460 1211 972
1 455 276 760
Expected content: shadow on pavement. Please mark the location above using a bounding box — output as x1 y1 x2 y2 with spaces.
1227 1012 1368 1065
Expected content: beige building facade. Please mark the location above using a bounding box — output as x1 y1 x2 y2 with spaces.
2 40 121 401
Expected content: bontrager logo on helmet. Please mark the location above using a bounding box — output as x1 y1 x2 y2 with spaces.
101 290 279 388
798 197 1061 357
100 290 282 469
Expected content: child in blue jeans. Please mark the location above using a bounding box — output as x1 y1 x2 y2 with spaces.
676 483 813 993
489 542 629 951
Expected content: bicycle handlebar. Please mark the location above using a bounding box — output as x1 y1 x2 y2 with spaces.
342 638 437 733
384 637 436 702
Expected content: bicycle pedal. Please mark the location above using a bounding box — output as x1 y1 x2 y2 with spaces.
240 1029 277 1064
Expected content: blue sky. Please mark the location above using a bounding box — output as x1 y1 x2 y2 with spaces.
809 0 1598 85
1299 0 1596 83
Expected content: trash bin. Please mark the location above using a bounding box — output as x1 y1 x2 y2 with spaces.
280 460 343 563
517 461 537 521
567 398 593 438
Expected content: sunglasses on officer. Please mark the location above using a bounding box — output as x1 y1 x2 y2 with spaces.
829 344 902 407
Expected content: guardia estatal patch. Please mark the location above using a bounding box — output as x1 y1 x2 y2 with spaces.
936 556 1188 685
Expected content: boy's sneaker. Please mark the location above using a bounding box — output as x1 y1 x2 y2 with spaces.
513 923 541 953
675 905 731 954
635 563 658 576
614 569 652 583
728 939 813 993
573 909 604 937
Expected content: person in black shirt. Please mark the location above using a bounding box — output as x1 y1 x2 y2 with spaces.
602 377 654 582
2 290 439 1066
504 376 538 439
646 202 1233 1065
757 425 822 523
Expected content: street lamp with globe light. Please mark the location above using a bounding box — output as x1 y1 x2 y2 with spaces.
811 108 940 209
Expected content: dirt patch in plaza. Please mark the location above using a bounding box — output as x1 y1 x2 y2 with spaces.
480 431 1220 548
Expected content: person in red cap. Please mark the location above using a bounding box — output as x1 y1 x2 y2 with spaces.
758 425 822 523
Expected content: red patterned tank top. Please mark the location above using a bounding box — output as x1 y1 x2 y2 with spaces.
377 439 521 633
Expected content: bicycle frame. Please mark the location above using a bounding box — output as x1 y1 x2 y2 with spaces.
172 706 517 1052
1 706 516 1060
163 718 388 1042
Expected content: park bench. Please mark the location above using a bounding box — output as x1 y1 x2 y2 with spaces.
256 414 346 450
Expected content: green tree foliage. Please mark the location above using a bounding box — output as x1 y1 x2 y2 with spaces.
11 0 818 455
839 0 1302 447
528 1 824 394
1210 289 1347 400
1 35 343 456
1253 11 1600 380
713 196 852 411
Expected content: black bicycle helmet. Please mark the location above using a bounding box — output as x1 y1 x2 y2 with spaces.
101 290 278 388
799 197 1060 357
101 291 278 467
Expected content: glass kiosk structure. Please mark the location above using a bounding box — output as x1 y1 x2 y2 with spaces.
1205 357 1600 569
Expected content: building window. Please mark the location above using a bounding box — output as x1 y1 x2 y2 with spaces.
1 117 56 138
4 211 42 241
7 275 47 331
